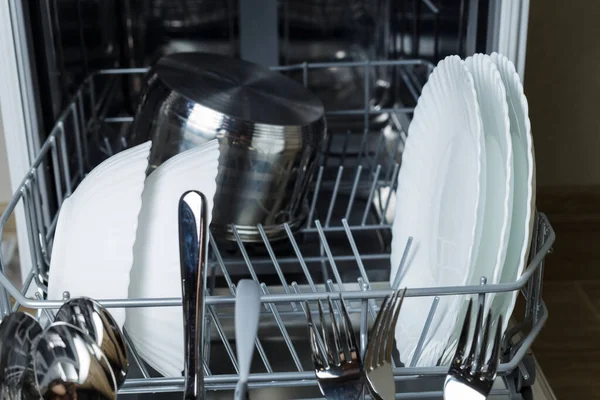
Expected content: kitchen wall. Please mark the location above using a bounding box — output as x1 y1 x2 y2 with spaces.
525 0 600 187
0 118 11 204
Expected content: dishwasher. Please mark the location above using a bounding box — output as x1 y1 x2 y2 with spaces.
0 1 553 399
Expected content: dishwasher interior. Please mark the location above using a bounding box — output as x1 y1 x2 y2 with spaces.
0 1 553 399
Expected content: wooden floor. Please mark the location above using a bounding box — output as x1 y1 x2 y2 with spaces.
532 194 600 399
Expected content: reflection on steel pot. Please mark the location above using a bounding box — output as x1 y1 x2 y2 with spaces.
127 52 326 242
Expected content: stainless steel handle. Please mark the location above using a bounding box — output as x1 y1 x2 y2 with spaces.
179 190 209 400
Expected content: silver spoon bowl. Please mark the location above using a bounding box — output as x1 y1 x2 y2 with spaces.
0 312 43 399
55 296 129 387
33 321 117 399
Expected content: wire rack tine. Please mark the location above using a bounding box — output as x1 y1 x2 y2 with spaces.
532 215 547 323
398 66 420 102
230 283 273 373
209 233 234 289
45 206 60 244
322 129 334 168
27 179 46 277
341 219 369 284
260 283 303 371
361 165 381 226
478 276 488 311
32 178 50 270
49 138 63 207
295 284 330 370
34 292 54 323
380 163 400 225
123 330 150 379
357 60 371 166
11 270 35 314
257 223 295 310
23 183 45 290
409 296 440 367
314 220 345 292
231 225 259 282
284 223 317 292
358 279 370 359
392 236 414 290
306 166 324 229
23 183 40 276
207 305 240 374
357 277 377 321
77 91 89 166
103 136 114 157
70 102 84 176
344 165 363 221
232 227 280 371
302 62 308 87
339 130 352 167
318 233 329 285
325 166 343 227
343 220 378 320
57 123 72 197
372 132 387 171
209 234 273 373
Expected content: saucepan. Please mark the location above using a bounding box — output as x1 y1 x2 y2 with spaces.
126 52 327 242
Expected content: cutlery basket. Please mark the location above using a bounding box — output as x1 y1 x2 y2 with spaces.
0 59 553 400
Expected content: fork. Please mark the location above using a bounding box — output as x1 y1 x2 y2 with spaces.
363 288 406 400
304 294 365 400
443 299 503 400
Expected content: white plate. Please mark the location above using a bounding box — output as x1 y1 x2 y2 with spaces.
126 139 220 377
390 55 485 367
466 53 513 289
127 332 182 375
48 141 152 328
489 52 536 334
440 53 513 364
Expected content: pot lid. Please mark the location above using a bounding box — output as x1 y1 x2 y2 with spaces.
155 52 325 127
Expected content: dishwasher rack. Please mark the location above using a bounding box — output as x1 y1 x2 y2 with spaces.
0 59 554 399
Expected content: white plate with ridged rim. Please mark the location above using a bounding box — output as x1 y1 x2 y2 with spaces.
489 52 536 336
126 139 220 377
48 141 152 328
390 55 485 367
439 53 514 364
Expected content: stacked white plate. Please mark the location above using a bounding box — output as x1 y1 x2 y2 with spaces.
48 141 152 328
47 138 220 375
390 53 535 366
126 139 220 376
488 51 536 340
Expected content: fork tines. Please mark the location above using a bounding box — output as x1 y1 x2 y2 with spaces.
304 294 360 367
364 288 406 371
445 298 503 398
304 294 365 399
362 288 406 400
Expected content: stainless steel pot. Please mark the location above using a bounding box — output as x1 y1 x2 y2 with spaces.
127 52 326 242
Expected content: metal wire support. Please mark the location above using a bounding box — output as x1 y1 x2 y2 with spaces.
0 57 554 399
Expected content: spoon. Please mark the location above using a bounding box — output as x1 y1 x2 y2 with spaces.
234 279 261 400
33 321 117 399
54 297 129 387
0 312 43 399
178 190 209 400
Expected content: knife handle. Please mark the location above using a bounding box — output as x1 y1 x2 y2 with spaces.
179 190 209 400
